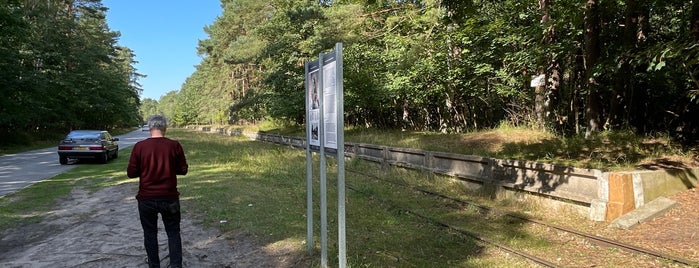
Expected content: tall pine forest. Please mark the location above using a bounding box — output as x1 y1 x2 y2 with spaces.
155 0 699 145
3 0 699 146
1 0 142 145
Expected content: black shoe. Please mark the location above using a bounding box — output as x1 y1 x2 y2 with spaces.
144 257 160 268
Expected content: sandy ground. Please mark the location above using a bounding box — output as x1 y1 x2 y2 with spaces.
0 183 309 267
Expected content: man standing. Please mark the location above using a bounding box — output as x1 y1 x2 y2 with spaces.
127 115 188 268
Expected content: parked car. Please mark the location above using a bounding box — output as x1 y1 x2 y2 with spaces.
141 124 149 131
57 130 119 165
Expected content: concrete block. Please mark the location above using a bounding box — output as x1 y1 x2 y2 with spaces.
606 173 635 221
589 199 608 221
609 197 678 230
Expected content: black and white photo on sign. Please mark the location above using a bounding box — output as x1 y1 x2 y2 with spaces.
309 72 319 110
311 123 319 141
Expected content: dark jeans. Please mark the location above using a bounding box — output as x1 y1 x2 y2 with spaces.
138 199 182 268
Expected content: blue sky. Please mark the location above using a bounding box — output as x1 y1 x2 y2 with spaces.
103 0 222 101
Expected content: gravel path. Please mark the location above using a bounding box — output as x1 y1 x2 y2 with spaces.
602 188 699 264
0 182 309 267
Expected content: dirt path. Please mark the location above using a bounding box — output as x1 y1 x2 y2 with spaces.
0 182 308 267
600 188 699 264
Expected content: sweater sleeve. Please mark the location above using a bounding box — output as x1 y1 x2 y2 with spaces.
176 142 188 175
127 143 141 178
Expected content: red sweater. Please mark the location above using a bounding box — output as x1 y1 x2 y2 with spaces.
127 137 188 201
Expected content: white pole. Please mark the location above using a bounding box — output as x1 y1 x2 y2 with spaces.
318 53 328 268
304 62 314 255
336 42 346 268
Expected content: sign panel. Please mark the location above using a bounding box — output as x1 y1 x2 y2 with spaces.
308 70 320 146
531 74 545 87
322 61 337 149
305 43 345 268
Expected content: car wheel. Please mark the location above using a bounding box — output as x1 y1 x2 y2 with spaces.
59 156 68 165
113 150 118 159
101 152 109 163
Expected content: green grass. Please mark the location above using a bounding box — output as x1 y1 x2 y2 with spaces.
160 130 586 266
2 127 696 267
1 129 558 267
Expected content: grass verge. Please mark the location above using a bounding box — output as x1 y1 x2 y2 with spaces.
0 129 564 267
176 129 554 266
0 152 134 231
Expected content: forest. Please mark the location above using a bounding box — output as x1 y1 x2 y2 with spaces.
3 0 699 146
0 0 141 145
145 0 699 145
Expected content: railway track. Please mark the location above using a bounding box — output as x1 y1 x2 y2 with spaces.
345 168 698 267
345 182 561 267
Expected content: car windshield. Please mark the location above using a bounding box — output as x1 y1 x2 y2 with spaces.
66 132 100 140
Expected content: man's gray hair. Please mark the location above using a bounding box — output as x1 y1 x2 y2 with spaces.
147 115 168 131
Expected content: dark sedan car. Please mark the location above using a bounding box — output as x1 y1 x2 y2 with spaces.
57 130 119 165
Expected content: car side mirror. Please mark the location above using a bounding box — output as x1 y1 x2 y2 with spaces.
113 138 120 141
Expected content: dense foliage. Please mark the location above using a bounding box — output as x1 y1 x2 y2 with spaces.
6 0 698 145
0 0 142 145
154 0 698 144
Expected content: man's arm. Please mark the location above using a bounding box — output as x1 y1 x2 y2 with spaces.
127 144 141 178
176 142 188 175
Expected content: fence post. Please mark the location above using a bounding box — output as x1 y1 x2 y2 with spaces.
381 146 389 170
425 151 433 174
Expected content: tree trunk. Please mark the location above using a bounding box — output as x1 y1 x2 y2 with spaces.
534 0 548 130
402 98 410 131
689 0 699 90
610 0 648 130
692 0 699 42
538 0 560 131
584 0 602 138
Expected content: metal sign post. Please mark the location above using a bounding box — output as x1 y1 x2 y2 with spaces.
305 43 345 268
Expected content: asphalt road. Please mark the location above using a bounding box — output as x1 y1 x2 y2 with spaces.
0 129 150 198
